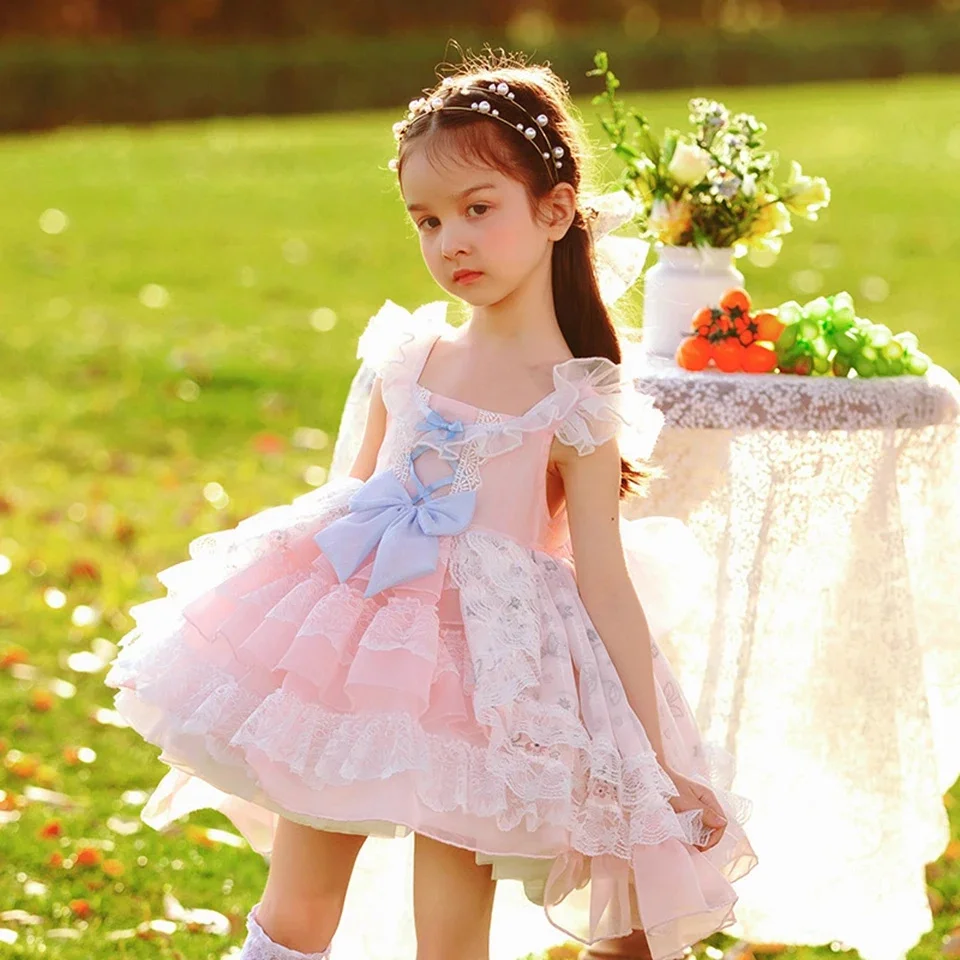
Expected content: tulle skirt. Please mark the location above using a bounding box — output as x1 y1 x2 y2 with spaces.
105 477 757 959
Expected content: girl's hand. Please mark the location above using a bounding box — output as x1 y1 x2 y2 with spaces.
664 767 728 852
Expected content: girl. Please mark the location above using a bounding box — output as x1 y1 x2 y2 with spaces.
105 56 757 960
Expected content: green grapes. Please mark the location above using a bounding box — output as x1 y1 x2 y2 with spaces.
772 291 931 378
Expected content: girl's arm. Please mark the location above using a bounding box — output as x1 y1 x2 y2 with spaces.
555 434 728 851
553 434 666 762
347 377 388 482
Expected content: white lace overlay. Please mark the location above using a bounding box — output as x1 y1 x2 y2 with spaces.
110 526 748 857
622 351 960 960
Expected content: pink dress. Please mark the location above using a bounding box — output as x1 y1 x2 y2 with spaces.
106 300 757 959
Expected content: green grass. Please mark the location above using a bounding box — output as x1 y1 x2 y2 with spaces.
1 74 959 959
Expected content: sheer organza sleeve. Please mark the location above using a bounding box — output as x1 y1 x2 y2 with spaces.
328 299 449 478
355 299 450 377
553 356 665 460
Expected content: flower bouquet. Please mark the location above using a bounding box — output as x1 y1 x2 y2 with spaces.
588 51 831 359
589 51 831 257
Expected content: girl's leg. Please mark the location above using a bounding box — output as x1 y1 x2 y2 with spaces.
250 818 366 955
413 833 497 960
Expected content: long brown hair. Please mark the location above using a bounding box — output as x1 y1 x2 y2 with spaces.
396 54 654 499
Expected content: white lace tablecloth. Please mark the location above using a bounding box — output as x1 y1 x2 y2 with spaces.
622 351 960 960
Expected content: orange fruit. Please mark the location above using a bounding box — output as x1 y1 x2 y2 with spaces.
713 339 745 373
719 288 751 319
676 336 712 371
738 329 756 347
691 306 713 332
755 311 785 343
742 343 779 373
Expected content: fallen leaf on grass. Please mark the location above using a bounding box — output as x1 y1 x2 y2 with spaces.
0 645 29 669
75 846 102 867
4 751 40 778
0 910 43 926
185 824 246 849
38 818 62 839
30 689 55 712
92 707 130 728
67 559 101 584
24 786 85 809
106 814 141 836
68 899 92 918
136 918 178 939
205 827 247 848
163 892 231 936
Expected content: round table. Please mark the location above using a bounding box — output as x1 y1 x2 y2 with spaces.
616 350 960 960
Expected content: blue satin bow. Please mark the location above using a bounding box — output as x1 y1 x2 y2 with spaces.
417 409 465 441
314 469 477 598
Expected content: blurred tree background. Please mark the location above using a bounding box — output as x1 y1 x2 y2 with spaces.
0 0 952 38
0 0 958 131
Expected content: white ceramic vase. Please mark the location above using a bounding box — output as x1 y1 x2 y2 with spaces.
642 244 744 360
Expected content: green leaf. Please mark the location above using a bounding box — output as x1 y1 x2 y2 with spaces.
662 131 679 166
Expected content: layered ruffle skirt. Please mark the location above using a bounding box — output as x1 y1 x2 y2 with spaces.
106 477 757 959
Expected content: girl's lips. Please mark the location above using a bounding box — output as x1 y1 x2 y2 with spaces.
453 270 483 285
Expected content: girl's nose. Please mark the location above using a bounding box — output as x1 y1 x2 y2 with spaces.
440 227 471 261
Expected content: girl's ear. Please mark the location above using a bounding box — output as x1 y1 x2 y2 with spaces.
542 182 579 241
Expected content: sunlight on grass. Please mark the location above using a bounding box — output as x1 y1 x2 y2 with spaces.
1 74 958 959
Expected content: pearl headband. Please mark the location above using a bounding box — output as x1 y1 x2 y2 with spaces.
389 76 565 183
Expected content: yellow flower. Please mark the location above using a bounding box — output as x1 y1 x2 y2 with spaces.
782 161 831 220
747 194 793 242
648 197 693 245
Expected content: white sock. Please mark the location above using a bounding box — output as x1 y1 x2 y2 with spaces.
237 902 332 959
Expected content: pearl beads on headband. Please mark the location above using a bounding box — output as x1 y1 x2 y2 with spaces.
390 78 565 181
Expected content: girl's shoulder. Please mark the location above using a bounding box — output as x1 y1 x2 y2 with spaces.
353 300 665 460
356 299 450 378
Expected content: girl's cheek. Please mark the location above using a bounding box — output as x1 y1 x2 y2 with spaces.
476 217 515 253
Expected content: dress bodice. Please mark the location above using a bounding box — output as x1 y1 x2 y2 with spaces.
359 300 666 558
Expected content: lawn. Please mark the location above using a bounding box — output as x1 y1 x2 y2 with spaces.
1 73 958 959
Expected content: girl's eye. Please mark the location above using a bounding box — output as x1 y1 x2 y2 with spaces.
417 216 440 231
467 203 490 217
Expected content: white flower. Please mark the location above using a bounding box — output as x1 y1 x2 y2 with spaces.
648 197 693 245
782 161 831 220
667 141 712 187
741 173 757 198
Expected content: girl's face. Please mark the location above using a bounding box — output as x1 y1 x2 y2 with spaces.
399 145 555 307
